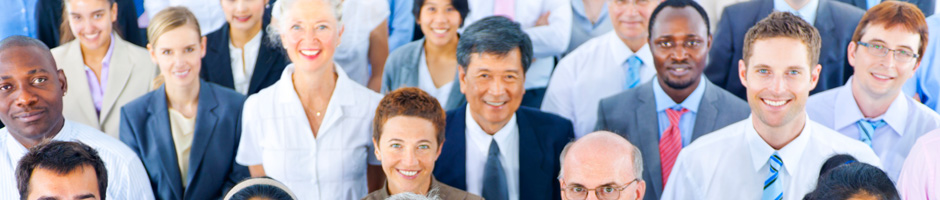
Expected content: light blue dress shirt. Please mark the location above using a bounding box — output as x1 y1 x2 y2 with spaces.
866 0 880 9
565 0 612 55
1 0 38 40
774 0 819 26
903 15 940 112
806 78 940 181
389 0 416 52
653 76 706 147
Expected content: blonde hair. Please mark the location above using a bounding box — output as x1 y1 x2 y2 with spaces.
266 0 344 47
146 6 201 89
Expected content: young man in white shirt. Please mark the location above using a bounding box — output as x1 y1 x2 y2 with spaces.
542 0 665 137
806 1 940 182
0 36 154 200
660 12 882 200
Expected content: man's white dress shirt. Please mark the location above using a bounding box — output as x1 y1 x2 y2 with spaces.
0 120 155 200
464 106 521 200
806 78 940 181
661 115 882 200
541 31 656 137
463 0 573 89
236 64 383 200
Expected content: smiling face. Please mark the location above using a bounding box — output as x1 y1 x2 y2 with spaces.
649 6 710 90
609 0 661 41
738 37 820 127
66 0 117 51
278 0 343 73
848 23 921 99
417 0 463 47
0 46 67 144
373 116 441 195
26 165 101 200
148 25 205 89
458 49 525 132
221 0 268 33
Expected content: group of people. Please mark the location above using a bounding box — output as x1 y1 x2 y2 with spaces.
2 0 940 199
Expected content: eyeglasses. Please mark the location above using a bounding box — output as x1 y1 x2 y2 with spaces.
856 41 919 62
563 179 640 200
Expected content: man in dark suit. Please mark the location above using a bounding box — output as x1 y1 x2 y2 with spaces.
433 16 574 200
595 1 750 199
705 0 865 99
35 0 146 48
835 0 933 17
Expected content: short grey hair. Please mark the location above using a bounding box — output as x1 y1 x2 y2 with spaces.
557 139 644 182
266 0 344 47
385 188 442 200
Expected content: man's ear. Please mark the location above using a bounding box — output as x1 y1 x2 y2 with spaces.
458 66 468 94
738 59 748 88
847 41 858 70
57 69 68 95
372 138 382 161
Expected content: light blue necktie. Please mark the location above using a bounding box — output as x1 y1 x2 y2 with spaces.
856 119 887 147
482 139 509 200
762 153 783 200
624 55 643 89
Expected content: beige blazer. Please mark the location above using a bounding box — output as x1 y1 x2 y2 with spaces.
51 35 157 138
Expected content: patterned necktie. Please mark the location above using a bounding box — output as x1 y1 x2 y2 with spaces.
482 139 509 200
624 55 643 89
659 107 688 186
762 152 783 200
493 0 515 21
856 119 887 147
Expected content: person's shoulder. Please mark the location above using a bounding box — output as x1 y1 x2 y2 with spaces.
686 119 749 149
825 0 866 16
436 181 484 200
243 78 283 110
806 86 841 108
518 107 574 139
388 39 423 60
599 82 649 110
723 0 765 17
69 121 143 161
117 37 152 59
50 40 78 58
558 33 612 68
809 121 877 157
122 89 160 114
206 82 247 103
519 106 572 127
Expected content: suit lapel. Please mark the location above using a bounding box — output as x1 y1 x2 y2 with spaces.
444 72 466 110
758 0 775 22
248 29 278 94
63 41 100 126
148 86 185 199
434 106 468 189
186 81 219 192
635 83 665 197
206 24 235 89
402 41 423 88
100 37 132 123
516 110 550 200
692 81 719 140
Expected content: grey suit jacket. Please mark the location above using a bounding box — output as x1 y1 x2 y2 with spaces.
52 35 158 138
382 39 466 111
595 79 750 200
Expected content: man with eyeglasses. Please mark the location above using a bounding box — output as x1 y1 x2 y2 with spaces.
558 131 645 200
805 1 940 182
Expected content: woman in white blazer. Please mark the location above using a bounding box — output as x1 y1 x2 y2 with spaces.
51 0 158 138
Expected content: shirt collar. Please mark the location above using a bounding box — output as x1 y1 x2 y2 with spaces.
101 33 117 68
465 105 518 151
652 76 707 113
4 121 76 164
276 63 356 106
228 30 264 51
834 77 909 135
774 0 820 26
571 0 609 28
745 115 811 175
610 33 653 69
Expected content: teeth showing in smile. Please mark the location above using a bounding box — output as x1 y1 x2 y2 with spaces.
399 170 417 176
84 33 100 40
432 29 447 34
173 70 189 76
763 99 786 107
672 68 688 72
485 101 505 106
872 73 891 80
301 50 320 56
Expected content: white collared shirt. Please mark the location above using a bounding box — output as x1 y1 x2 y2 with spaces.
333 0 391 86
0 120 155 200
228 30 263 95
806 78 940 181
463 0 573 89
541 31 656 138
661 116 882 200
417 49 454 106
464 106 520 200
235 64 383 200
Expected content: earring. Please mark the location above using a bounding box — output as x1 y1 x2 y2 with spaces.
266 3 270 8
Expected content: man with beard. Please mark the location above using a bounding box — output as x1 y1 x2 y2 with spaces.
660 12 881 199
594 0 748 199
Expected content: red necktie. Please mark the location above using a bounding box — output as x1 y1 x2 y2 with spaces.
659 108 688 187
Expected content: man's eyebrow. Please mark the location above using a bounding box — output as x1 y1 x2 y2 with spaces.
76 194 97 199
28 68 49 74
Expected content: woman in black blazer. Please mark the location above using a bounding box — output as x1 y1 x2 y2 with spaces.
119 7 249 200
201 0 288 95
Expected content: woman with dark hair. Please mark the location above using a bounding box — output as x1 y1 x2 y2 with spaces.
804 155 900 200
224 177 298 200
381 0 469 111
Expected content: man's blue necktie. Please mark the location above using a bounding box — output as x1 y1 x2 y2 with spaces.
762 152 783 200
856 119 887 147
482 139 509 200
624 55 643 89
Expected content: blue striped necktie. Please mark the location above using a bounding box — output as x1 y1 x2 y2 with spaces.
762 152 783 200
856 119 886 147
624 55 643 89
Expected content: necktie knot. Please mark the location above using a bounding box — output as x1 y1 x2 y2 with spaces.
624 55 643 89
856 119 886 147
665 107 689 125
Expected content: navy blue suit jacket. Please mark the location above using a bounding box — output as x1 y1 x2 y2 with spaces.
835 0 933 17
119 80 250 200
434 106 574 200
201 21 289 95
705 0 865 99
